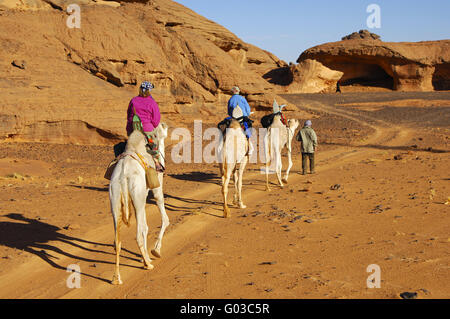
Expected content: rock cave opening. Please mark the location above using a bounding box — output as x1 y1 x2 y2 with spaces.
432 64 450 91
335 61 394 90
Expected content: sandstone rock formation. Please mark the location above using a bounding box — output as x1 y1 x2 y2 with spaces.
0 0 51 10
0 0 288 143
297 35 450 92
266 59 343 94
290 59 343 93
341 29 381 41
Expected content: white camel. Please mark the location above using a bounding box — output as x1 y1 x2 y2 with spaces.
264 100 299 191
218 106 249 218
109 123 168 285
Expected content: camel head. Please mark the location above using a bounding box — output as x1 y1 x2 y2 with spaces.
126 130 148 153
287 119 300 132
155 122 169 140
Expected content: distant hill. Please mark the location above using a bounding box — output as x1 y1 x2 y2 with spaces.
0 0 288 143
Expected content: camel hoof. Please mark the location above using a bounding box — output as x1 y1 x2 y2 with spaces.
239 204 247 209
282 178 288 184
144 263 154 270
265 186 271 192
111 275 123 285
223 206 230 218
151 249 161 258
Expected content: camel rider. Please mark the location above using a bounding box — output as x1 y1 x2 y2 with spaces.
126 81 164 172
227 86 254 155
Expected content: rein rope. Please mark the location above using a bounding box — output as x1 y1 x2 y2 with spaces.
273 111 294 137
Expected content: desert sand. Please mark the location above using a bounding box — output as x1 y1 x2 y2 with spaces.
0 92 448 299
0 0 449 301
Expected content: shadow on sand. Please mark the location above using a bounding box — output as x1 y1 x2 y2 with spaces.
168 171 221 185
68 185 109 192
68 183 222 214
0 213 142 284
146 193 222 214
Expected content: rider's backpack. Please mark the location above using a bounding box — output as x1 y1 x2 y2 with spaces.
114 141 127 157
217 118 232 132
132 106 144 133
239 116 253 129
260 113 275 128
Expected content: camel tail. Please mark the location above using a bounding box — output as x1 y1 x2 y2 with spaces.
109 170 131 230
120 177 133 227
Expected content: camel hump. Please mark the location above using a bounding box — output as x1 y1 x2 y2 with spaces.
229 120 241 129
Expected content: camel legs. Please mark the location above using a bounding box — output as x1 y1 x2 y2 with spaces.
264 135 272 191
275 151 284 188
237 156 248 208
283 147 293 184
222 164 234 218
111 217 123 285
232 168 239 206
132 189 154 270
110 183 123 285
266 156 284 189
265 154 271 191
265 170 270 191
151 185 169 258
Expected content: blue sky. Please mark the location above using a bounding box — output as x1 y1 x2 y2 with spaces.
174 0 450 63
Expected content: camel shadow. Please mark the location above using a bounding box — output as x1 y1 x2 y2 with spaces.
146 193 221 214
68 182 220 215
68 185 109 192
168 170 265 190
168 171 221 185
0 213 142 284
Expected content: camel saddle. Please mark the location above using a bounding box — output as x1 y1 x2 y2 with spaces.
104 151 160 189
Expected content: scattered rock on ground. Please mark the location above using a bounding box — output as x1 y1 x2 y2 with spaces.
400 291 418 299
63 223 81 230
369 205 384 214
418 288 430 295
11 60 26 69
289 215 303 223
259 261 277 265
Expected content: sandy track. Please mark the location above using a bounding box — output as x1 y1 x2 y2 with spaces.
1 97 425 299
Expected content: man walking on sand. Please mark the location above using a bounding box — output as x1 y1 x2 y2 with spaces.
296 120 318 175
